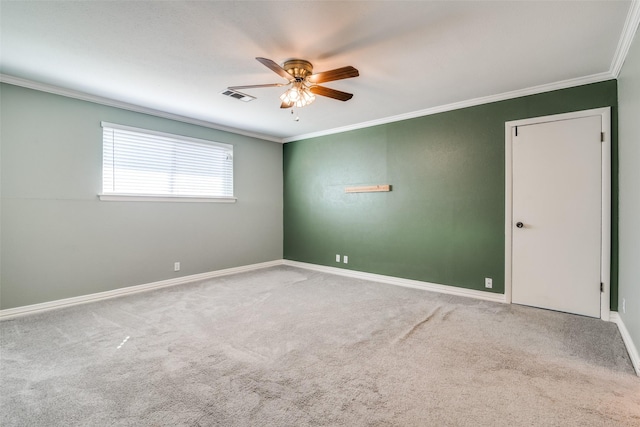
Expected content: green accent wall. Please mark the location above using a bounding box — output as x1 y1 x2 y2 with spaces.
284 80 618 310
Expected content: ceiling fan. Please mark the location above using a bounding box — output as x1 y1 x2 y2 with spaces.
228 57 359 109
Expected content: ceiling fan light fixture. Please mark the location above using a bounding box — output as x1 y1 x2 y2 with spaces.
280 83 316 108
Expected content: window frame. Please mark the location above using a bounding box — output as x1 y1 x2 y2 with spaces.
99 122 236 203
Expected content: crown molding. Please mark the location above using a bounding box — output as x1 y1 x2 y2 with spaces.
283 71 614 143
6 0 638 149
611 0 640 78
5 2 638 146
0 74 284 144
0 69 617 146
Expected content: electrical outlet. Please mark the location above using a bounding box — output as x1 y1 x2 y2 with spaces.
622 298 626 314
174 262 181 272
343 256 348 264
336 254 340 262
485 278 492 289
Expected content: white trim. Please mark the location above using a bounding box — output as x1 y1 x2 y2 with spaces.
4 0 638 149
600 109 612 322
0 259 506 320
283 72 614 143
98 194 237 203
611 0 640 78
3 256 634 375
0 71 615 146
0 74 283 144
609 312 640 376
284 260 506 304
286 0 640 143
504 107 612 321
0 260 284 320
504 123 514 306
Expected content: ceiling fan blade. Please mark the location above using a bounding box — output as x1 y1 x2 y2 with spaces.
309 85 354 101
228 83 286 90
308 66 359 84
256 57 294 81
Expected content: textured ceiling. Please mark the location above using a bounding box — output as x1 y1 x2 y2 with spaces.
0 1 634 142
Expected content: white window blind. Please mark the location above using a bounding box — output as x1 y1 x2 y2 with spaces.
101 122 234 200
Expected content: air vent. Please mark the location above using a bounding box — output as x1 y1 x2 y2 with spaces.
221 89 255 102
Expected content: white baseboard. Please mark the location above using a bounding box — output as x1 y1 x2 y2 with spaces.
291 261 637 376
5 259 634 377
0 260 284 320
609 312 640 376
283 260 506 304
1 259 503 320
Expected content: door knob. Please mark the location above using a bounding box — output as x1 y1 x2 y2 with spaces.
516 222 524 228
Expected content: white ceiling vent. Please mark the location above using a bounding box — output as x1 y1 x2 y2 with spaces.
221 89 256 102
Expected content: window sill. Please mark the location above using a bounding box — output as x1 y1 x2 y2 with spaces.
98 194 237 203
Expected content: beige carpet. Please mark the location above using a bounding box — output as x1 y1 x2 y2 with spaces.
1 266 639 426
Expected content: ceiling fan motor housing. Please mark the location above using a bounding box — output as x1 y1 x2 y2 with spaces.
283 59 313 81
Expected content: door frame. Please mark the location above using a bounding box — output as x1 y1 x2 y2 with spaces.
504 107 611 320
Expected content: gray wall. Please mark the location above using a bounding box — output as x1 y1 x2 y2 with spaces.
0 84 283 309
618 31 640 360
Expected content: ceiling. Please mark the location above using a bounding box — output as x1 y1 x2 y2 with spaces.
0 1 636 143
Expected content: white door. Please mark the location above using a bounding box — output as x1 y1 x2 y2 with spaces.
511 115 602 318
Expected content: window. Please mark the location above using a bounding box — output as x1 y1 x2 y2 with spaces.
100 122 235 202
